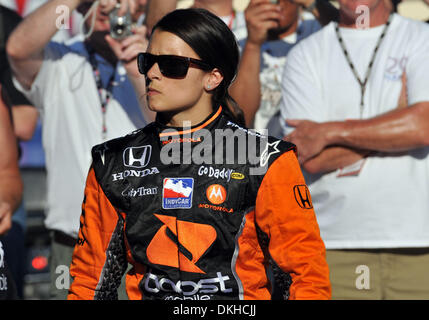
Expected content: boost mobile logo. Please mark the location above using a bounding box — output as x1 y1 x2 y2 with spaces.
146 214 217 274
144 271 232 297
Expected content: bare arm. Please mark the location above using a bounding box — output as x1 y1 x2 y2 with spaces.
7 0 82 90
286 70 409 173
11 105 39 141
301 146 370 174
229 0 281 127
327 101 429 152
286 101 429 166
7 0 135 89
229 42 262 127
0 90 23 234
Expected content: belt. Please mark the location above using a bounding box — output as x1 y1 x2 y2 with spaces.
53 230 77 247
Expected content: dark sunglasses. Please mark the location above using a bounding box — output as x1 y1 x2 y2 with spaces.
137 53 213 78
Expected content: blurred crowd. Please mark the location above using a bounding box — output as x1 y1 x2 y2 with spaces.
1 0 429 300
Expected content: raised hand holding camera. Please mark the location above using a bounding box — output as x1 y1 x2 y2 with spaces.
109 2 133 39
105 23 148 77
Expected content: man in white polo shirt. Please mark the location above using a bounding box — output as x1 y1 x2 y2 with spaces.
280 0 429 299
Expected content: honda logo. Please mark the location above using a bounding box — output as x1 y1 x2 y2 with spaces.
123 145 151 168
293 185 313 209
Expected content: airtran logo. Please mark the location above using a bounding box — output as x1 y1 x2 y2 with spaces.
122 186 158 197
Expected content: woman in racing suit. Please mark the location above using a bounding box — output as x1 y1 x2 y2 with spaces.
68 8 331 300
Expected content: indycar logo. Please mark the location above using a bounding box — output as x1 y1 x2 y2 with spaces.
146 214 217 274
162 178 194 209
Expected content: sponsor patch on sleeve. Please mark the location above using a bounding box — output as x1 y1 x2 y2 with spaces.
293 185 313 209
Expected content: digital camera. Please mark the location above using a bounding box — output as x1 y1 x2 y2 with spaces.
109 3 133 40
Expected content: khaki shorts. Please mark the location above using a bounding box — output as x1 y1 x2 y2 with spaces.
326 248 429 300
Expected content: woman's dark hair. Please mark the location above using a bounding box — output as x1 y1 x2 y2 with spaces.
152 8 245 126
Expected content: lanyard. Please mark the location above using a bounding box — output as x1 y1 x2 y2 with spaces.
86 44 116 140
335 14 392 118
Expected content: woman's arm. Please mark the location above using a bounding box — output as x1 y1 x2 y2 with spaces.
7 0 82 90
68 167 128 300
255 150 331 299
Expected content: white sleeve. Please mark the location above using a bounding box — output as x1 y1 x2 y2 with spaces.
406 24 429 105
279 41 325 137
12 41 72 111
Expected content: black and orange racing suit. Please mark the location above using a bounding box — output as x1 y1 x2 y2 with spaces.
68 106 331 300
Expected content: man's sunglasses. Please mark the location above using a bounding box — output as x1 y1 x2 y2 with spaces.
137 53 213 78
